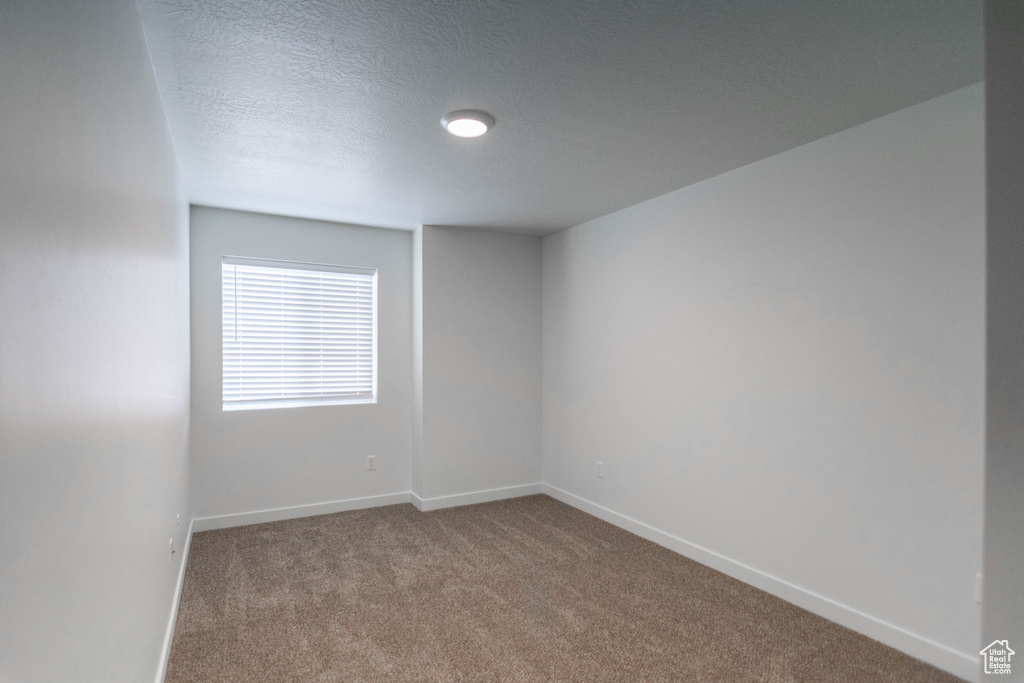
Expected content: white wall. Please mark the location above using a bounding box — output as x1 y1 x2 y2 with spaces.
417 227 542 504
542 85 984 678
411 227 425 498
983 3 1024 678
189 207 412 521
0 1 191 681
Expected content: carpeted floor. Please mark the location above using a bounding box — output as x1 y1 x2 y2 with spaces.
166 495 963 682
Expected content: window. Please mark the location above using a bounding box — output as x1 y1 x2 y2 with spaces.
222 256 377 411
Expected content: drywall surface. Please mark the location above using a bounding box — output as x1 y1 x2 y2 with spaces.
190 207 412 518
419 227 542 500
0 1 191 681
138 0 980 232
543 85 984 671
983 2 1024 678
411 226 424 498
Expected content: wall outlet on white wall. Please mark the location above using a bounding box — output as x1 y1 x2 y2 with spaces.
367 455 376 471
596 461 603 478
176 513 181 532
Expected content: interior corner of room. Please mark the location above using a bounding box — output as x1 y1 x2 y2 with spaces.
1 1 1020 682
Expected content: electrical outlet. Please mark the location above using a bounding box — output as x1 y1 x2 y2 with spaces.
367 455 376 471
596 461 603 478
176 513 181 532
169 538 176 564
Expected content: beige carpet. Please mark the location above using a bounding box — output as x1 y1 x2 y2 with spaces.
166 495 962 682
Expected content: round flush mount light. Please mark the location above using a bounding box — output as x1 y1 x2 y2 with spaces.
441 110 495 138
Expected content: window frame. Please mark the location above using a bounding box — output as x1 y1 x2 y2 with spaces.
221 255 378 412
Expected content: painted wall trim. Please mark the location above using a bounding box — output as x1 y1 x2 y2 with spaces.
541 483 979 683
155 517 194 683
192 492 412 532
411 483 543 512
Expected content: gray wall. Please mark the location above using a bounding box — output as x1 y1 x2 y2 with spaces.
0 1 191 681
417 227 543 503
983 2 1024 679
189 207 413 520
542 85 984 679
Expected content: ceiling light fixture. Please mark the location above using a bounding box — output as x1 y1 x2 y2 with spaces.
441 110 494 138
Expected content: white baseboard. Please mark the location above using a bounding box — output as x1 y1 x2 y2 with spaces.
192 492 412 532
411 483 543 512
191 485 544 530
541 483 979 683
155 517 194 683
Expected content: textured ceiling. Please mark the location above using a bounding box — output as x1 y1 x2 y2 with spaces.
137 0 981 234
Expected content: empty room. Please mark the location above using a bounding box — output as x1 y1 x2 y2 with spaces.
2 1 1022 682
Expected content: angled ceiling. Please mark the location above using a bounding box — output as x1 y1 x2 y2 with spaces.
137 0 981 235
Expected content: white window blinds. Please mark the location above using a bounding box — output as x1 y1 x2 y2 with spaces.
222 256 377 411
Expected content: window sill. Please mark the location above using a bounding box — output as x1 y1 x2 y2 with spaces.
223 397 377 412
